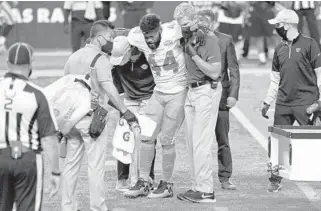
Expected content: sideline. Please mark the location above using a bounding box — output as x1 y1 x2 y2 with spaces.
230 106 321 208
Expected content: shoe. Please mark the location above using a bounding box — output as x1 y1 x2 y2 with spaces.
148 177 158 191
116 179 130 191
123 178 151 198
267 182 282 193
184 191 216 203
177 189 194 201
147 180 174 198
221 181 236 190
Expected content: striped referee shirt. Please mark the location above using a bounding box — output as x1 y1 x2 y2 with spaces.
0 72 58 151
293 1 316 10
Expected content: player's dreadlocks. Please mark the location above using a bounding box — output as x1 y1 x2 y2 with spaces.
139 13 161 33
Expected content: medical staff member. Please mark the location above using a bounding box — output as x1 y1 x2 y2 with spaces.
61 20 138 211
197 9 240 191
0 42 60 211
261 9 321 192
174 3 222 203
111 35 157 191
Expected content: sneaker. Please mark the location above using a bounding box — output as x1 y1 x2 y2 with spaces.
148 177 158 191
221 181 236 190
147 180 174 198
116 179 130 191
177 189 194 201
267 182 282 193
184 191 216 203
123 178 151 198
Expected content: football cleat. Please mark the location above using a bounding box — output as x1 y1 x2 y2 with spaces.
123 178 151 198
147 180 173 198
116 179 130 192
267 182 282 193
221 181 236 190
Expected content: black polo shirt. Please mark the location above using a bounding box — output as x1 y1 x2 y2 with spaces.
112 53 155 101
273 34 321 106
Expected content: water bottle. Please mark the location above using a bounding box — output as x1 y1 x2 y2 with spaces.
60 137 67 158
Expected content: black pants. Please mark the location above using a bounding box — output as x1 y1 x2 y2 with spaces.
269 104 311 183
0 148 44 211
296 9 321 50
242 25 269 57
215 110 233 182
71 21 93 52
118 141 157 180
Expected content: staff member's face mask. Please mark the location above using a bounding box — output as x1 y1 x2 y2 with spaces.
98 34 114 54
275 22 289 41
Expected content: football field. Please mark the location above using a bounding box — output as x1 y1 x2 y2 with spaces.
1 54 321 211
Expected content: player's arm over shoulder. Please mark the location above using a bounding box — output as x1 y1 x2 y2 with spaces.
163 20 183 41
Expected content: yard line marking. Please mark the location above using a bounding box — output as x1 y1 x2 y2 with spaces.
230 106 320 207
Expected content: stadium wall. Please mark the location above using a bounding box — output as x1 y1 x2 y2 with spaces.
6 1 183 50
6 1 321 50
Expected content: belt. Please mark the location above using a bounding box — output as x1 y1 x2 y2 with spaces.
74 78 91 92
190 80 211 88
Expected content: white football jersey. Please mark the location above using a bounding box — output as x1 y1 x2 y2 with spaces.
128 21 187 94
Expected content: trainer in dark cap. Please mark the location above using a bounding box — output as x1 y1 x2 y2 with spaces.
0 42 61 211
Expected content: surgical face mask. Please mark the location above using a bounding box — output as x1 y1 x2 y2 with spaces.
181 26 193 39
276 26 288 41
100 36 113 54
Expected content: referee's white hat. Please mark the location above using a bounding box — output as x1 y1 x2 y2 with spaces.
268 9 299 25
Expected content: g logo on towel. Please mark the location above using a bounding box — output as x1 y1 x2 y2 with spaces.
123 132 130 142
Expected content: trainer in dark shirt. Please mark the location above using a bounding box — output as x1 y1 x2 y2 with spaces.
110 35 156 190
262 9 321 193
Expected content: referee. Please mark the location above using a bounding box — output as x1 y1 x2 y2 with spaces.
0 43 60 211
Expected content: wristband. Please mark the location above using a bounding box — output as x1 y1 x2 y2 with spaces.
51 172 61 176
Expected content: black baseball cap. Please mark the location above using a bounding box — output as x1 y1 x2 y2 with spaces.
8 42 34 65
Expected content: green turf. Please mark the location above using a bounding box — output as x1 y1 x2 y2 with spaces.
32 72 321 211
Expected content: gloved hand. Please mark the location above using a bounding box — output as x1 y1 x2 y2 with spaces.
306 101 321 114
88 105 108 139
261 102 270 119
185 43 198 57
122 109 139 125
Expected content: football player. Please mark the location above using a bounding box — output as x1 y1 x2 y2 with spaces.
124 13 204 199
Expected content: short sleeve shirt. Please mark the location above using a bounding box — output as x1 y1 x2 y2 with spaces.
272 34 321 106
184 34 221 84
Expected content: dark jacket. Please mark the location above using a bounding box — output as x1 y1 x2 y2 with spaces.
214 31 240 110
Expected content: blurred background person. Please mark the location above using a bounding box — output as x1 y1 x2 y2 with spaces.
243 1 275 65
216 1 244 60
102 1 111 20
117 1 153 28
0 1 17 54
63 1 104 53
293 1 321 50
